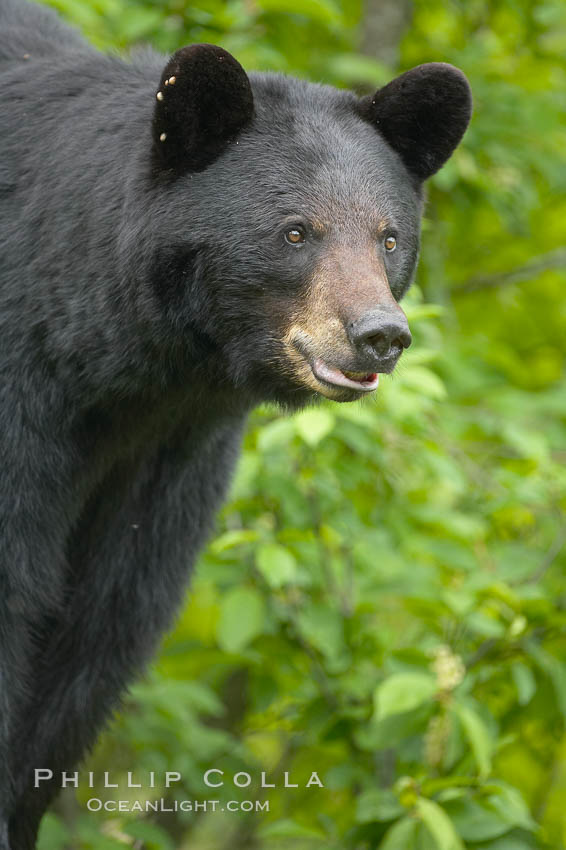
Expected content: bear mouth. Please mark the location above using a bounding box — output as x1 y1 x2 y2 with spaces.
312 358 379 393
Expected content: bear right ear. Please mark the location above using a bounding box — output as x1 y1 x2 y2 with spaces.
152 44 254 176
358 63 472 181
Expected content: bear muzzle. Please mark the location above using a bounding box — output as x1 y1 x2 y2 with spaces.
285 315 410 400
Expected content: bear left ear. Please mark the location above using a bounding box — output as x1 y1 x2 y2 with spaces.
152 44 254 176
358 63 472 181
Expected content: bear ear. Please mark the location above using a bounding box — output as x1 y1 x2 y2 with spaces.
152 44 254 176
358 63 472 181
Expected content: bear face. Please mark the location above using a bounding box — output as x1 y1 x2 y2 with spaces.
147 47 471 408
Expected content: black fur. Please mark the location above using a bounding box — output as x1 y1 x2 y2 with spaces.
152 44 254 175
0 1 471 845
358 63 473 179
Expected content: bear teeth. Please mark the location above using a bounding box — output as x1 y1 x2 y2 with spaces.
343 370 372 381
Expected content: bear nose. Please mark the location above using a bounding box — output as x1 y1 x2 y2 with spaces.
348 309 412 361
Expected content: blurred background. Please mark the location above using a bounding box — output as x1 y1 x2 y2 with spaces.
37 0 566 847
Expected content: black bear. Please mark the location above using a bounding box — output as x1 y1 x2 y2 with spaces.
0 0 472 844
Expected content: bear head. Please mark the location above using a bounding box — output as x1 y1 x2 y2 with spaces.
145 46 472 407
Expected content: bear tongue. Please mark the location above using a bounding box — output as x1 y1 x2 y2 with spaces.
313 359 379 392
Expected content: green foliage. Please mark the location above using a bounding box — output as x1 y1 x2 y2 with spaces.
37 0 566 847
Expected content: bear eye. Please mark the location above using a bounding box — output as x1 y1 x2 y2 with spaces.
384 235 397 252
285 227 306 246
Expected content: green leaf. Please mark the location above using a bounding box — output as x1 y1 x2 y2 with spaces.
76 817 129 850
123 822 175 850
257 418 296 451
502 422 549 461
403 303 445 321
443 784 535 842
294 408 335 446
471 837 534 850
528 644 566 717
256 0 342 25
443 797 513 842
258 818 326 840
256 542 298 587
374 673 437 720
216 586 266 652
510 662 536 706
209 528 260 554
329 53 390 85
452 703 493 778
130 677 224 717
358 705 431 751
466 611 506 638
356 788 404 824
399 366 447 400
296 603 345 662
379 816 419 849
115 7 163 40
416 797 465 850
37 815 71 850
487 783 536 832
